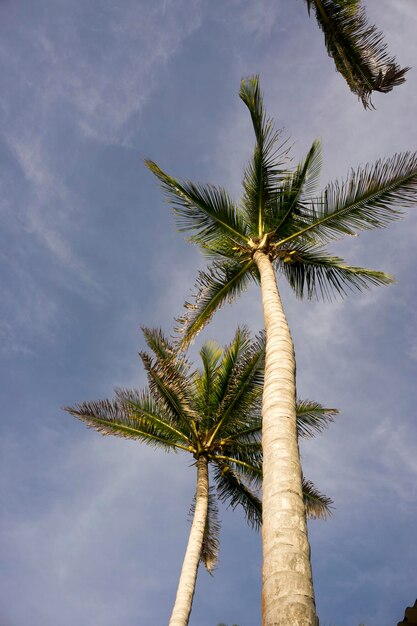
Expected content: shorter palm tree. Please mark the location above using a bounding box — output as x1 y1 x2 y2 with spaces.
305 0 409 108
66 327 336 626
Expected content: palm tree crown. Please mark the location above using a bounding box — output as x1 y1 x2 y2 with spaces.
66 326 334 532
305 0 409 108
146 76 417 348
66 327 336 625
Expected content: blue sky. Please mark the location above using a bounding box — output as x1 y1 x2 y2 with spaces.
1 1 417 625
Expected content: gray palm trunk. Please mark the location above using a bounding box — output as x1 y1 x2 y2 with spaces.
169 455 209 626
253 251 318 626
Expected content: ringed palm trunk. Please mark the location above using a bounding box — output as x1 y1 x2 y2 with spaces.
253 251 318 626
169 455 209 626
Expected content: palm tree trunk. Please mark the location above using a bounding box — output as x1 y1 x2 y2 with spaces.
253 250 318 626
169 455 209 626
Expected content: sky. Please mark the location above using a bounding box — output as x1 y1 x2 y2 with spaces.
1 1 417 625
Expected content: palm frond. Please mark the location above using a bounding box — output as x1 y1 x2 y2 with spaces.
272 140 322 238
210 327 252 400
224 417 262 443
214 463 333 525
65 399 187 451
279 244 394 300
175 260 258 349
302 477 333 519
145 160 249 249
296 400 339 438
196 327 250 427
217 445 263 484
139 350 197 435
115 388 191 443
278 152 417 247
213 460 262 530
141 326 190 379
189 488 221 574
195 341 224 420
209 331 265 440
239 75 291 233
307 0 408 108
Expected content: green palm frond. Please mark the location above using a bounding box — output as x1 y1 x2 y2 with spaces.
189 488 221 574
278 152 417 247
195 341 224 419
208 327 253 405
209 331 265 440
296 400 339 438
279 244 394 300
302 477 334 519
306 0 409 108
65 399 187 451
213 461 262 530
115 388 191 443
218 445 263 483
272 140 322 238
239 76 290 234
139 350 197 435
144 160 249 249
176 260 258 349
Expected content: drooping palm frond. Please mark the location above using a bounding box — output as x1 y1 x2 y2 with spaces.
278 244 394 300
218 445 263 484
176 261 258 349
306 0 409 108
277 152 417 247
65 399 188 451
239 76 291 234
189 488 221 574
213 460 262 530
296 400 339 438
144 160 249 250
214 461 333 525
302 477 334 519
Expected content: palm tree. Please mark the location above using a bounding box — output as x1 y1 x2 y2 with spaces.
145 76 417 625
305 0 409 108
66 326 336 626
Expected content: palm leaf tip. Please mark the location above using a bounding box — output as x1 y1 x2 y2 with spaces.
296 400 339 438
302 478 334 520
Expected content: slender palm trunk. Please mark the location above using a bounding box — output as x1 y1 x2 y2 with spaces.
169 455 209 626
253 251 318 626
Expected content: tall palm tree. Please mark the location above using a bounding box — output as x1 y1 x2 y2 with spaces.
145 76 417 625
305 0 409 108
66 326 336 626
